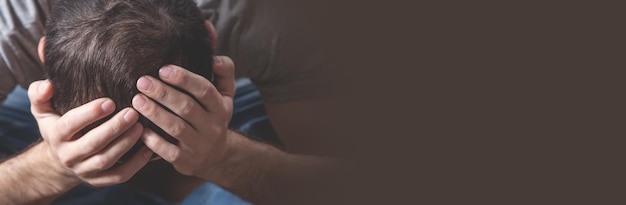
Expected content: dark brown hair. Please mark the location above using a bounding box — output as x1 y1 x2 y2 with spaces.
44 0 213 134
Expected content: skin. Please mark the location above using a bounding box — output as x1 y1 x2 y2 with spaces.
135 55 342 204
0 80 152 204
0 26 233 202
130 21 344 203
0 20 341 204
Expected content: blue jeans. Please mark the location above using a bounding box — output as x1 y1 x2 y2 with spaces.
0 79 269 204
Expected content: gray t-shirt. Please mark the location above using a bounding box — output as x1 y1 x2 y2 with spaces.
0 0 55 103
0 0 333 104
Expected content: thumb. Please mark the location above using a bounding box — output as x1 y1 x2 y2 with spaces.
212 56 236 99
28 80 60 124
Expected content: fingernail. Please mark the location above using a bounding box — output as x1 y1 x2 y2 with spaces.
39 80 49 93
213 56 222 65
132 95 147 109
101 100 115 112
137 77 153 91
124 109 138 122
159 67 174 79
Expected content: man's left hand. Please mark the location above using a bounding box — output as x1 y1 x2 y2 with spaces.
132 56 235 177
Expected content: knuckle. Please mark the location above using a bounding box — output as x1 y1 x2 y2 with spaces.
109 120 124 135
226 104 234 115
198 86 210 99
168 122 186 138
109 174 125 184
219 112 230 121
75 170 89 178
83 142 98 154
179 100 195 116
58 120 73 135
116 174 132 183
60 156 74 167
172 70 187 84
203 83 218 98
177 167 192 176
167 148 181 162
75 167 94 178
47 130 60 142
84 180 100 187
92 156 110 171
174 163 196 176
153 84 167 100
157 90 167 100
206 82 217 92
213 124 226 136
88 102 104 115
141 100 158 117
217 104 231 117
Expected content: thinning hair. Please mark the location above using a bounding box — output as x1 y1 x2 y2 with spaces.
44 0 213 134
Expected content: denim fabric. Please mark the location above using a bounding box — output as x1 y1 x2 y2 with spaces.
180 183 250 205
0 86 170 205
0 79 270 204
0 86 39 157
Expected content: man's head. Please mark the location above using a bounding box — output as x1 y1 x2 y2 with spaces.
39 0 215 132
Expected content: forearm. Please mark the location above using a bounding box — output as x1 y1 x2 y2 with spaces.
0 142 81 205
202 130 341 204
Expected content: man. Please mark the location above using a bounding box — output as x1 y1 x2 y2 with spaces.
42 0 215 163
0 0 343 204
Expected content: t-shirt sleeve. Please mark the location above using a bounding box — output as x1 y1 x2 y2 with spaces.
0 0 54 105
198 0 339 103
241 30 340 103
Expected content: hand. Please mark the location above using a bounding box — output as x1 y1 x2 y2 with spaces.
28 80 154 187
133 56 235 177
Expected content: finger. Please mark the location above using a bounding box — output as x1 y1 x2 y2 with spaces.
86 146 153 187
55 98 117 141
136 76 207 124
132 94 193 142
56 109 138 166
204 20 217 49
73 108 140 157
74 123 143 175
156 64 223 111
28 80 59 130
211 56 236 99
28 80 55 116
141 128 182 163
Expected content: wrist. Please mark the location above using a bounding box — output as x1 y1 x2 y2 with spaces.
197 130 287 200
196 129 251 181
32 142 82 192
0 142 81 204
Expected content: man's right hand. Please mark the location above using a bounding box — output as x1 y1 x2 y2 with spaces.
27 80 153 187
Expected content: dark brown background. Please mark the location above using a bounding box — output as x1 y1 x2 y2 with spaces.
277 0 622 204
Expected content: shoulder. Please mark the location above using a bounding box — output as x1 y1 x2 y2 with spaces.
0 0 56 33
0 0 53 98
197 0 337 102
